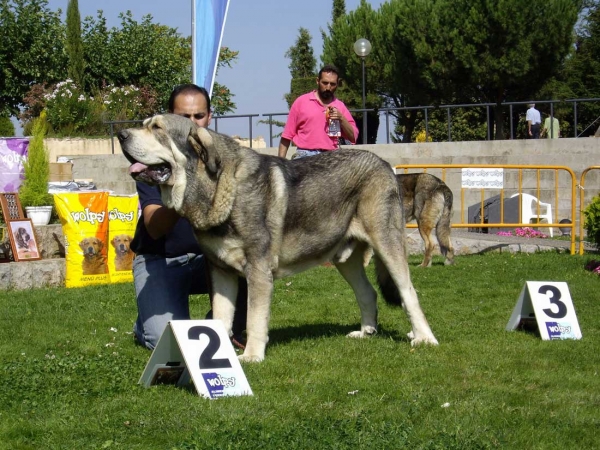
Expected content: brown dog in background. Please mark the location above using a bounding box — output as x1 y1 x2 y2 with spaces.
111 234 134 271
397 173 455 267
79 237 107 275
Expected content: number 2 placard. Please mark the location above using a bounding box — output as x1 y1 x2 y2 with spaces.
139 320 253 398
506 281 582 340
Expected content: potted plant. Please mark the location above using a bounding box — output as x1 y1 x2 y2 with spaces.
19 111 54 226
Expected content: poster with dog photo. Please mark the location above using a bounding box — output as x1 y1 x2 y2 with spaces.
8 219 41 261
107 193 138 283
55 191 110 288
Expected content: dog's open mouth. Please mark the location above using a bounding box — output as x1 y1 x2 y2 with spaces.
129 162 172 184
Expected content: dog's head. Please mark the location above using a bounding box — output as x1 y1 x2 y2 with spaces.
117 114 221 184
80 237 103 257
111 234 133 255
14 227 31 249
117 114 239 229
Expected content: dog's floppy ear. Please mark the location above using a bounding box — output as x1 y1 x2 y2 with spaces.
188 127 221 176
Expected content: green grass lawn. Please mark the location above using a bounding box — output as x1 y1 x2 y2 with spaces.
1 252 599 449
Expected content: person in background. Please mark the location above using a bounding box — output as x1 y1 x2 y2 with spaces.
131 84 247 350
526 103 542 139
541 113 560 139
278 64 358 159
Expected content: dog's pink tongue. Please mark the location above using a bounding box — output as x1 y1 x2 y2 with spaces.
129 162 148 174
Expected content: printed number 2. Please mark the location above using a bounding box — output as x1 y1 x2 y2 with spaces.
188 326 232 369
538 285 567 319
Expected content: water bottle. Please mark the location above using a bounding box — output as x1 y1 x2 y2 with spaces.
327 107 341 137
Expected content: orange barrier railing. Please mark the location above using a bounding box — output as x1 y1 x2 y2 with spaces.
578 166 600 255
395 164 578 255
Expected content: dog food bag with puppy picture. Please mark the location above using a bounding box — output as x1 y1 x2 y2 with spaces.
55 191 110 288
107 193 138 283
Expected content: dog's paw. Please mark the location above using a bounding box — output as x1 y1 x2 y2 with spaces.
407 330 414 340
238 353 264 363
346 326 377 339
410 335 439 347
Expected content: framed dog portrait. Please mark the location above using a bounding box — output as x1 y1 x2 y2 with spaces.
7 219 41 262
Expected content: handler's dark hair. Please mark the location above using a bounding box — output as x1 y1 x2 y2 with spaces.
168 84 211 112
318 64 340 80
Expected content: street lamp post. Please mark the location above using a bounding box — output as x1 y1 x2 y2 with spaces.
353 38 371 144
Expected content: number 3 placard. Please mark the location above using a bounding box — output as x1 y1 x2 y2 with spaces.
139 320 253 398
506 281 582 340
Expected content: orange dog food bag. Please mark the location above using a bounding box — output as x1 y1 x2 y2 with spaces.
107 193 138 283
54 191 110 288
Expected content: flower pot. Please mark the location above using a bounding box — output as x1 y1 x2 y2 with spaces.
25 205 53 226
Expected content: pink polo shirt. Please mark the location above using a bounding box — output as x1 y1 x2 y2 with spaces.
282 91 358 151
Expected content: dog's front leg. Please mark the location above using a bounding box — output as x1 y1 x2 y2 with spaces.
209 265 238 337
239 262 273 363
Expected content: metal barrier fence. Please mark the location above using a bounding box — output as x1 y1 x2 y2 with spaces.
106 97 600 147
394 164 578 255
578 166 600 255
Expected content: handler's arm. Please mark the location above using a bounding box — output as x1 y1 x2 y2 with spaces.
143 204 181 240
339 114 355 143
331 106 358 144
278 137 291 158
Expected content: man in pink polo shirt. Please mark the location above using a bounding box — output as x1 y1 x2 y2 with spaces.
278 64 358 159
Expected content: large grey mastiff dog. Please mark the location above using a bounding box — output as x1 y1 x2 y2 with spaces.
118 114 438 362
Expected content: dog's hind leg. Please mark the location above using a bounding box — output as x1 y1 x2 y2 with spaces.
416 219 435 268
334 243 378 338
436 200 455 266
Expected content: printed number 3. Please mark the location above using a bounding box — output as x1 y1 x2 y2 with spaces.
188 326 233 369
538 285 567 319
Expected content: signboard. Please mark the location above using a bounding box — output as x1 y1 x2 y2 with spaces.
139 320 253 398
0 138 28 192
461 168 503 189
506 281 582 340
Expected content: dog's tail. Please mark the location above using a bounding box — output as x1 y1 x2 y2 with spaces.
436 186 455 265
374 256 403 306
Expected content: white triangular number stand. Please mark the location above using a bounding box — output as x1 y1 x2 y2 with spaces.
139 320 253 398
506 281 582 340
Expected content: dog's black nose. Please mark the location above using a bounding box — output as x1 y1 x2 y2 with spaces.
117 129 130 142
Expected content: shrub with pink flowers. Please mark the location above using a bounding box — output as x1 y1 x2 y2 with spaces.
495 227 549 238
584 260 600 275
20 80 159 137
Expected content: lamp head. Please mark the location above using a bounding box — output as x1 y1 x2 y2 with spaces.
353 38 372 58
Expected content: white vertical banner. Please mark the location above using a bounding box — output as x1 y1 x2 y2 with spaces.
192 0 231 96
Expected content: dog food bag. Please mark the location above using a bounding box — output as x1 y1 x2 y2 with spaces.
54 191 110 288
107 193 138 283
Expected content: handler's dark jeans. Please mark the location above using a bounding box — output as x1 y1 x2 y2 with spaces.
133 253 248 350
531 123 541 139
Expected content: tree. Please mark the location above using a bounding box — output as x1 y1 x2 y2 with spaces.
212 46 238 116
322 0 582 142
81 11 237 115
332 0 346 23
435 0 581 139
558 1 600 136
0 0 67 117
0 114 15 136
322 0 382 143
284 28 317 108
66 0 85 88
81 12 191 109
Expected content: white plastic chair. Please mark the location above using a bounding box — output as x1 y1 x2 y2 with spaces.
510 193 554 237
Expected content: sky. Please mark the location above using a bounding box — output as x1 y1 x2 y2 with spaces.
34 0 387 144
